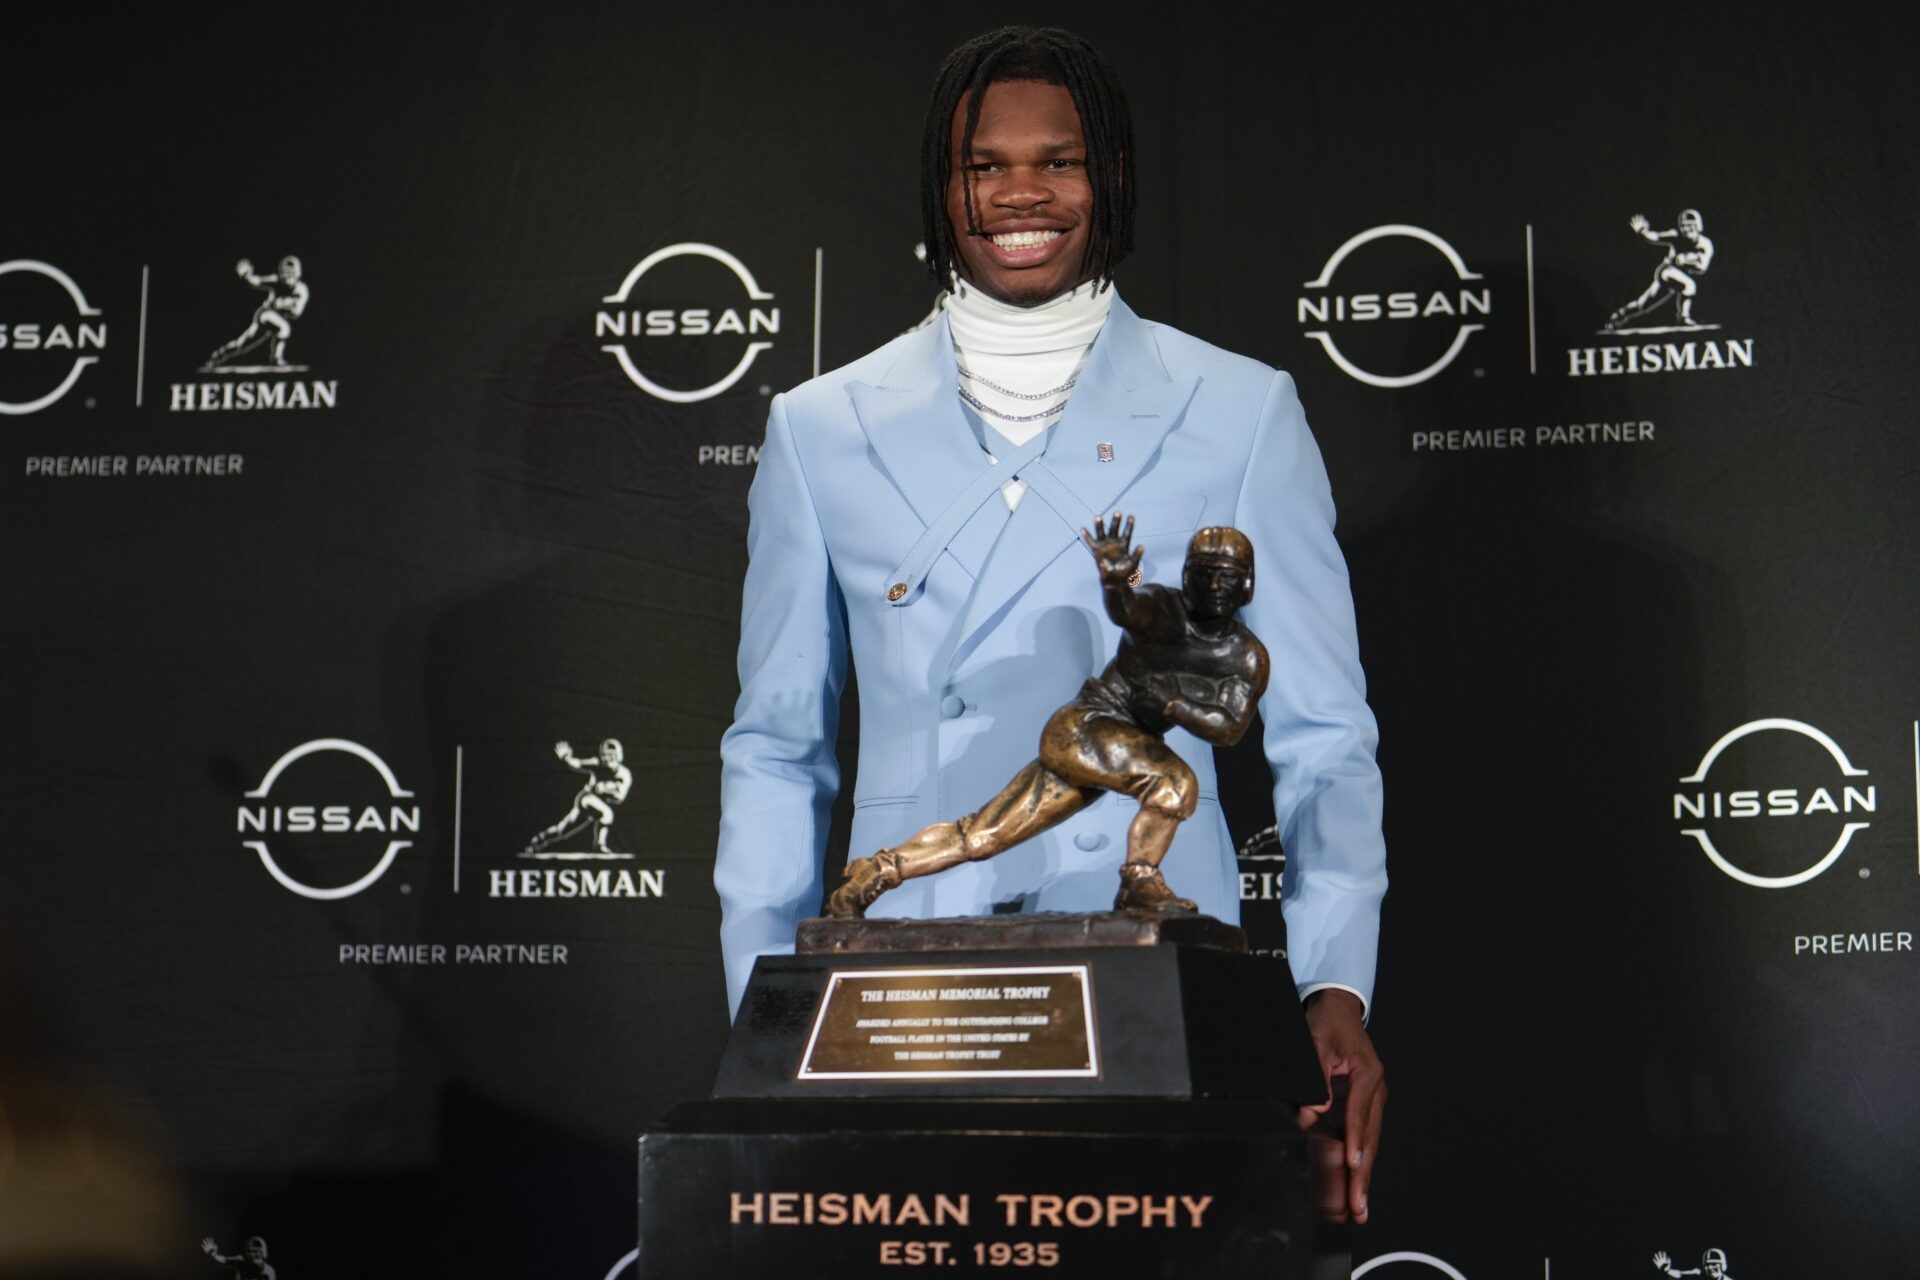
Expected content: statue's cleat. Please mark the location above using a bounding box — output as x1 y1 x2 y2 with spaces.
1113 861 1197 914
825 850 902 919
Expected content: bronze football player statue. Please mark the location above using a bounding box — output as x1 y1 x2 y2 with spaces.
827 516 1271 919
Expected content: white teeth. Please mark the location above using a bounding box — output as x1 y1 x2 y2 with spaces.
990 230 1062 249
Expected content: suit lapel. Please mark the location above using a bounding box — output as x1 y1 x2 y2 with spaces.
944 297 1200 673
847 316 989 526
1031 297 1198 525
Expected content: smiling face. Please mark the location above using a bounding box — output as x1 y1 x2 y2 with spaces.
945 79 1095 306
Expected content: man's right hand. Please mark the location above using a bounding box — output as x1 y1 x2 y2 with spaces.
1080 513 1142 586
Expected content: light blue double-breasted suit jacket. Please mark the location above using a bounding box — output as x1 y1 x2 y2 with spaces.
716 295 1386 1016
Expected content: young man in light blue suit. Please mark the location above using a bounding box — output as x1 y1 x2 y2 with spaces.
717 26 1388 1221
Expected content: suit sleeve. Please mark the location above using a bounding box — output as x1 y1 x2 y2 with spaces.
1233 371 1387 1014
716 394 849 1016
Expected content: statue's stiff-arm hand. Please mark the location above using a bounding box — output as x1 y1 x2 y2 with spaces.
1079 513 1142 585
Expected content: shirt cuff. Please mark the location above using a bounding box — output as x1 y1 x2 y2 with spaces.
1298 981 1370 1024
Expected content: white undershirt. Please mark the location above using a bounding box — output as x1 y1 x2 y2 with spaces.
945 279 1111 509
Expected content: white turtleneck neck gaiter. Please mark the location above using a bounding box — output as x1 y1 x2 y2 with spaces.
944 278 1113 509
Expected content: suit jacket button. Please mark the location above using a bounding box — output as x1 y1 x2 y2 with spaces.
887 582 908 602
1074 832 1108 852
939 694 966 719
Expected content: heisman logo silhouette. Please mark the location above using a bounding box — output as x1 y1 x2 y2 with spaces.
1654 1247 1733 1280
1601 211 1717 334
201 1236 275 1280
204 256 310 371
523 738 634 859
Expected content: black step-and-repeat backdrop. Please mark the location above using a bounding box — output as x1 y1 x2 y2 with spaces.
5 4 1916 1277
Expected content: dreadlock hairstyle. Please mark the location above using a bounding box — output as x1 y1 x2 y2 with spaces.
919 26 1136 292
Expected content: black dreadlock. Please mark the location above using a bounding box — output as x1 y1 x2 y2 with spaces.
919 26 1136 292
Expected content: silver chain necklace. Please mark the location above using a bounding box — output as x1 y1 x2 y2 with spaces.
955 361 1078 401
957 384 1068 423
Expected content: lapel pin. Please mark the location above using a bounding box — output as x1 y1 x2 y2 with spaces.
1097 442 1115 462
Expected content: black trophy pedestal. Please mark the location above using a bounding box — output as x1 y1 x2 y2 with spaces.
639 914 1340 1279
